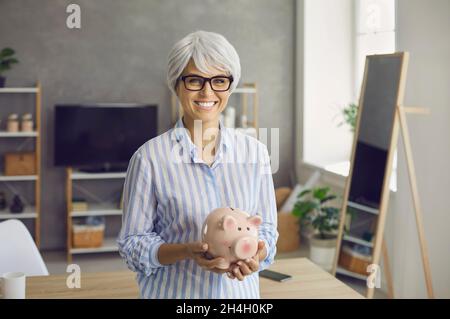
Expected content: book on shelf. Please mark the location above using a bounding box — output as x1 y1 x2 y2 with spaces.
72 198 88 211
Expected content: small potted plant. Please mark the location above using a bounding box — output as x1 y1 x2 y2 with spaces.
337 102 358 132
0 48 19 88
292 186 340 272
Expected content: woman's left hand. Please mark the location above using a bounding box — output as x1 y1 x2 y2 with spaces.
227 240 267 281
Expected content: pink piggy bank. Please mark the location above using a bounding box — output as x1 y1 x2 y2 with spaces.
201 207 262 269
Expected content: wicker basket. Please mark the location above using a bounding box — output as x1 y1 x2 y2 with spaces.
72 224 105 248
338 246 372 275
4 152 36 176
276 212 300 253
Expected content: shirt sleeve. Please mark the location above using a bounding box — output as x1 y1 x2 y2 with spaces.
256 145 279 271
117 149 166 276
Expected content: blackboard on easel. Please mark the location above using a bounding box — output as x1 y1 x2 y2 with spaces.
332 52 434 299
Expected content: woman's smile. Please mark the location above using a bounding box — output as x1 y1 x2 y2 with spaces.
193 100 219 111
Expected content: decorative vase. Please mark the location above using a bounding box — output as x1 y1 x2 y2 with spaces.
10 194 24 214
21 113 34 132
7 113 19 132
0 192 6 210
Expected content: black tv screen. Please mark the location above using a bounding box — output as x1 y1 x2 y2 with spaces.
54 104 157 170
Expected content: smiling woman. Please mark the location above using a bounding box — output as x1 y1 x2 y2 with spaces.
167 31 240 137
117 30 278 299
175 59 231 127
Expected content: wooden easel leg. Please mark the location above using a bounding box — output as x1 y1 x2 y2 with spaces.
397 107 435 298
367 232 384 299
382 239 394 298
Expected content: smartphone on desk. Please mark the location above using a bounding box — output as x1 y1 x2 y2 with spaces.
259 269 292 282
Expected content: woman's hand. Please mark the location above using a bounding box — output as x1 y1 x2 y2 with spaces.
185 242 230 275
227 240 267 281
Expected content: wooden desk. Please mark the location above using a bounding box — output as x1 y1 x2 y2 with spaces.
27 258 363 299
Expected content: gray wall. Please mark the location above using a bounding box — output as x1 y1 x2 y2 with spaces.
0 0 295 250
391 0 450 298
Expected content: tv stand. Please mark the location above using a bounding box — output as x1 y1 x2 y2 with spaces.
78 165 127 173
66 167 126 263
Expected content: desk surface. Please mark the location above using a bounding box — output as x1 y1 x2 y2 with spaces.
27 258 363 299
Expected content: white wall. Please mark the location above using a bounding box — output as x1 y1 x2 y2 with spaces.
303 0 354 167
297 0 450 298
390 0 450 298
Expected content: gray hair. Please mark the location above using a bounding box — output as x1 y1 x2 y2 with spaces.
167 30 241 95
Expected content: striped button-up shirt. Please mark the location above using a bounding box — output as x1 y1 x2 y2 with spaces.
118 117 278 299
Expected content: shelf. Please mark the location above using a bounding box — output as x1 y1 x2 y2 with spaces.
347 201 379 215
71 204 122 217
233 87 257 94
0 87 39 93
0 174 38 181
70 237 118 254
71 171 127 180
343 234 374 248
0 82 41 247
336 266 368 281
0 131 38 137
0 206 38 219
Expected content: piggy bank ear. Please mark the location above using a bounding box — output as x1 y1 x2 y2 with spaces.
222 215 237 231
248 215 262 227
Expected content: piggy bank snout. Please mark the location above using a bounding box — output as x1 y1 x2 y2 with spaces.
232 237 258 260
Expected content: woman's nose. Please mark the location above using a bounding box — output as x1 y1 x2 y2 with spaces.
200 81 214 96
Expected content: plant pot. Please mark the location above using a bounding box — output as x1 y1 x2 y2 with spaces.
0 76 5 88
309 234 337 272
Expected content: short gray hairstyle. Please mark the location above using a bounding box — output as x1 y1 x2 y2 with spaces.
167 30 241 95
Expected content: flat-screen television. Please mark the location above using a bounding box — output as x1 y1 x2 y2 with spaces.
54 104 157 171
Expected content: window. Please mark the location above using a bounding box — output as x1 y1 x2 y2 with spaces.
302 0 397 191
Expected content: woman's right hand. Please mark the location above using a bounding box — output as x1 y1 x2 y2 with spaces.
185 242 230 275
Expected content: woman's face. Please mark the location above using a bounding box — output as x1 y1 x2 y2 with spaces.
176 59 231 125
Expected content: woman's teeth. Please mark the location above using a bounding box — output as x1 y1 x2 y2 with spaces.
194 101 217 110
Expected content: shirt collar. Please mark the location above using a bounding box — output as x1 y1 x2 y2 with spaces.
171 117 232 148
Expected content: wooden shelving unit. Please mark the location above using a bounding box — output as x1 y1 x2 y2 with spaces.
0 83 42 247
66 167 125 263
236 83 258 132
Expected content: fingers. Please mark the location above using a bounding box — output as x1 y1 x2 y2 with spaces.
226 258 259 281
257 240 265 253
191 242 208 253
195 255 226 270
256 240 267 260
233 266 245 281
227 271 236 279
243 258 259 272
236 261 252 276
186 242 208 259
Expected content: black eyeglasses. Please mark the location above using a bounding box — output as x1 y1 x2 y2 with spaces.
178 75 233 92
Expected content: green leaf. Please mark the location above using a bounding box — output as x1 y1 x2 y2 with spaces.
313 187 329 200
296 189 311 199
320 195 336 204
322 207 339 215
293 186 340 235
0 48 15 58
2 58 18 65
292 201 317 218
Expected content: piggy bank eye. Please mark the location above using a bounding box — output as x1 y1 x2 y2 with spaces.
247 227 250 231
238 227 241 231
